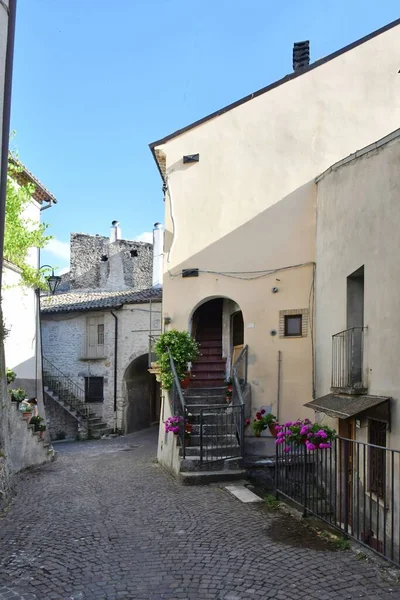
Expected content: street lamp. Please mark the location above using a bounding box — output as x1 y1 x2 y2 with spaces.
40 265 62 295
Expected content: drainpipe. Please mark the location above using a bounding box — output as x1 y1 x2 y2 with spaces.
0 0 17 290
276 350 281 422
110 311 119 433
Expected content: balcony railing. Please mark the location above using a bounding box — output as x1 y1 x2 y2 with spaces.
331 327 366 393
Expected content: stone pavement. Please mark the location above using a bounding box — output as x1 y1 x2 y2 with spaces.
0 429 399 600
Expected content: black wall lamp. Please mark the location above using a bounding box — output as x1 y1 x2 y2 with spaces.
40 264 62 295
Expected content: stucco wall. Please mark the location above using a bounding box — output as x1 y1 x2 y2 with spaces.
315 134 400 446
41 302 162 431
69 233 153 291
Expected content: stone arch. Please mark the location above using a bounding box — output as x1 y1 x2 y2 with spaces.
189 296 244 381
123 354 160 434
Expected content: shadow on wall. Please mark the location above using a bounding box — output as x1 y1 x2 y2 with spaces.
123 354 160 434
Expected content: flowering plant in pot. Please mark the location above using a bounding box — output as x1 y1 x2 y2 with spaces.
155 330 200 390
164 415 184 435
184 411 193 433
251 410 277 437
184 430 191 447
275 419 337 452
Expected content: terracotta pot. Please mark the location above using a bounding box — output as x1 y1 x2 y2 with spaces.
180 375 191 389
185 423 192 434
268 423 279 438
22 412 32 421
255 431 261 438
39 431 44 440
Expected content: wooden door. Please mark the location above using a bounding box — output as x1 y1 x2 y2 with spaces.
339 418 355 528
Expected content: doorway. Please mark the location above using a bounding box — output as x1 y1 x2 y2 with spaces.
124 354 160 433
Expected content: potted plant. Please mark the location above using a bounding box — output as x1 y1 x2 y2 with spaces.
275 419 337 452
180 372 192 390
6 368 16 385
164 415 184 435
155 330 200 390
38 423 46 440
185 411 193 434
251 410 278 437
9 388 25 404
184 430 191 447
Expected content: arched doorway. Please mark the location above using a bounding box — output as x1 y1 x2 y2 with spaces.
190 298 244 388
123 354 160 433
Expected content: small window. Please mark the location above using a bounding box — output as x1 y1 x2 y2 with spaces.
85 377 104 403
85 316 105 358
284 315 302 337
368 419 386 498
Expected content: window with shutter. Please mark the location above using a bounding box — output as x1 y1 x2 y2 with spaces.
85 316 105 358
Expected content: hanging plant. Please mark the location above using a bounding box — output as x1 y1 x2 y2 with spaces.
155 330 200 390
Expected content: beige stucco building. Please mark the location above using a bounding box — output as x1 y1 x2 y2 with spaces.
150 18 400 470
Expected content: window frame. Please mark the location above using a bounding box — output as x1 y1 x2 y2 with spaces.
368 419 387 499
85 315 105 359
284 314 303 337
84 376 104 403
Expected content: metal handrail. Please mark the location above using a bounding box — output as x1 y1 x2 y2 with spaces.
331 327 366 390
43 357 90 418
167 348 186 457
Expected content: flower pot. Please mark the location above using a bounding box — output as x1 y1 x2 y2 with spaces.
184 438 190 447
268 423 279 438
255 431 261 438
39 431 44 440
185 423 192 434
22 412 32 421
180 375 191 389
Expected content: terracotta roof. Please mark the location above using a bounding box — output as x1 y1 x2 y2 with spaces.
149 17 400 181
9 156 57 205
41 287 162 315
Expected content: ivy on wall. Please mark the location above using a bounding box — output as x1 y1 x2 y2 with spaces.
4 157 52 289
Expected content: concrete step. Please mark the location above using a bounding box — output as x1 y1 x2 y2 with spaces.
181 455 242 471
185 396 227 405
198 340 222 349
188 434 237 445
182 444 240 457
180 470 247 486
192 362 226 373
189 424 236 435
190 379 225 388
184 387 226 397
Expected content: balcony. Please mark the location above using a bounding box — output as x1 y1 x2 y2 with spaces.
331 327 367 395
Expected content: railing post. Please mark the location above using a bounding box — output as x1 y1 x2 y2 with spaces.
344 439 349 534
200 409 204 465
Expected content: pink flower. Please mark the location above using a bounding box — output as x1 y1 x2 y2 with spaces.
319 443 332 449
306 442 316 451
284 446 291 453
284 422 292 427
275 425 282 432
260 409 266 415
300 425 310 435
275 438 285 445
277 431 286 438
316 430 328 439
245 419 251 426
256 412 262 420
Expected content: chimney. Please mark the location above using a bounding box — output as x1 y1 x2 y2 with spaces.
293 41 310 72
152 222 163 288
110 220 121 243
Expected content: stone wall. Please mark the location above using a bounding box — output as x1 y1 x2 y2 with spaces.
69 233 153 291
41 301 162 431
43 395 78 441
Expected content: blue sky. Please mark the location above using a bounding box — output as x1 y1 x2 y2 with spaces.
10 0 399 273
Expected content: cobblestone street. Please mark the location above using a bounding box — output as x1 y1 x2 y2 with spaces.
0 430 400 600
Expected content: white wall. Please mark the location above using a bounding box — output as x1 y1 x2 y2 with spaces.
315 133 400 446
41 302 162 429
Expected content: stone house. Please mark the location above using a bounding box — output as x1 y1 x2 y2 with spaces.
2 157 56 474
149 18 400 478
41 222 162 440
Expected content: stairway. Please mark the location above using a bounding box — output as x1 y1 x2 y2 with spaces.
191 299 226 388
179 387 246 485
43 360 112 440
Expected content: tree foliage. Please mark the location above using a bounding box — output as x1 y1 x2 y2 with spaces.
4 159 52 288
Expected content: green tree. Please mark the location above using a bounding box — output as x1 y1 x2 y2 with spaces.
4 158 52 288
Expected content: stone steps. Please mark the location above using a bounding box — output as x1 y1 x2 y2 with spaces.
180 470 247 485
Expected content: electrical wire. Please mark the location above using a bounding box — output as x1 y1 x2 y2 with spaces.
168 261 314 281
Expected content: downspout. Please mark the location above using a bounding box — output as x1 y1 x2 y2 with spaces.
276 350 281 422
110 310 119 433
0 0 17 290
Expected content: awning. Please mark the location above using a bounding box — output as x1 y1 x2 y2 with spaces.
305 393 391 422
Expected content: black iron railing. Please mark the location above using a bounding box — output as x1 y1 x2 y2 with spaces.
276 436 400 567
332 327 366 391
167 349 186 458
43 357 91 418
198 345 247 464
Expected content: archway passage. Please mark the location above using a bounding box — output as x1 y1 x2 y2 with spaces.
191 298 243 388
124 354 160 434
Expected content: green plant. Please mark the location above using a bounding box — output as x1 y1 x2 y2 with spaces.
155 330 200 390
184 430 191 439
252 411 277 436
29 415 44 431
264 494 280 510
5 156 53 289
6 368 16 384
9 388 25 402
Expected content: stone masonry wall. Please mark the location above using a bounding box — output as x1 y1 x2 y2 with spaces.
69 233 153 291
43 395 78 441
41 302 162 431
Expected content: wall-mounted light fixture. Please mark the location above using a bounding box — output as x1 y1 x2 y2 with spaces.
272 287 279 293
